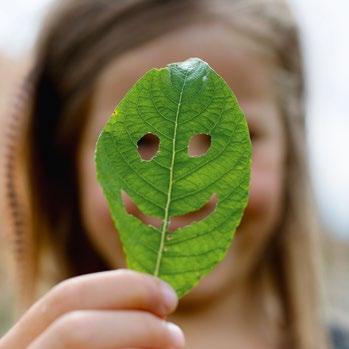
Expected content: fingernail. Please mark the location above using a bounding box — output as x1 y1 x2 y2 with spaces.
166 322 185 348
160 281 178 312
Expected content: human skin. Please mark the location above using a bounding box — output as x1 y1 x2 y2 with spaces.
0 270 185 348
0 22 286 349
79 22 286 305
77 22 286 348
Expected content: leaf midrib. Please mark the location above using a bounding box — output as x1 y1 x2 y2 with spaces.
153 69 189 276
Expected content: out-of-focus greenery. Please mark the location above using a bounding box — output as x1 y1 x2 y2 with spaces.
0 239 13 336
0 287 13 336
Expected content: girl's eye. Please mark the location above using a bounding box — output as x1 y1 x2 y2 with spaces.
137 133 160 160
249 128 260 143
249 130 256 141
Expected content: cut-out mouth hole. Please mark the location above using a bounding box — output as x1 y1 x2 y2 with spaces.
121 191 217 232
137 133 160 160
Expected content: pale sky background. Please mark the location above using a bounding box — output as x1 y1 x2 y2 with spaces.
0 0 348 240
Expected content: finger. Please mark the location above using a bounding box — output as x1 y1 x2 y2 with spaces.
2 270 177 348
49 269 178 316
27 310 185 349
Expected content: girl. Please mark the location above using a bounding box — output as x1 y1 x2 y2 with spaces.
0 0 333 348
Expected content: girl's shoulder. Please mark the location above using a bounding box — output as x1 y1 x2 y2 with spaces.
330 324 349 349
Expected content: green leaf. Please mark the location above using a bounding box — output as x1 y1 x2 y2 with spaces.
95 57 251 297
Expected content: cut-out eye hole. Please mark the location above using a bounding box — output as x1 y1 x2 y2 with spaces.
188 133 211 157
137 133 160 160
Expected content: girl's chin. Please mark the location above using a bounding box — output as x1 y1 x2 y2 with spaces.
176 231 256 309
177 251 239 310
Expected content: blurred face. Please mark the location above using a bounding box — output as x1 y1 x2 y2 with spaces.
78 22 286 303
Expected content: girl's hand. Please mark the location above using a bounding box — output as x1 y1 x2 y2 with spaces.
0 269 184 348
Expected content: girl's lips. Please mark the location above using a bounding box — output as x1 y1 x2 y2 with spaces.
121 191 217 231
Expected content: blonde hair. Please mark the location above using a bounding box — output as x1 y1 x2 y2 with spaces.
3 0 329 348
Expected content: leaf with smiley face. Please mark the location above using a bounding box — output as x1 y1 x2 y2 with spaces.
95 58 251 297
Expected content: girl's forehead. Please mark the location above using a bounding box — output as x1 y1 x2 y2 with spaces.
89 22 279 135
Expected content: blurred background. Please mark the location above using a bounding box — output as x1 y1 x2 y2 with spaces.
0 0 348 336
